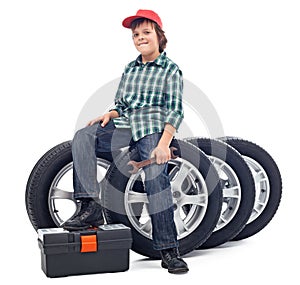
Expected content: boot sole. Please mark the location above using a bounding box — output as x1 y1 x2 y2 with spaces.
91 219 105 227
168 268 189 274
62 219 105 231
161 261 189 274
63 224 91 231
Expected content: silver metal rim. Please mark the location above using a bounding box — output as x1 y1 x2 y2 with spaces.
209 156 242 231
124 158 209 240
243 156 270 224
48 158 110 226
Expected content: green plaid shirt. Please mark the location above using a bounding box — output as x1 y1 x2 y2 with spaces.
112 52 184 141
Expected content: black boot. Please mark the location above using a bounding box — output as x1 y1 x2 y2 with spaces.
160 247 189 274
62 198 104 231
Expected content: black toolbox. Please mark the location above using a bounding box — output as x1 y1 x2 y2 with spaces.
37 224 132 277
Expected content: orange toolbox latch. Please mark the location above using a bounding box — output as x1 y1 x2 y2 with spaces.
80 234 97 253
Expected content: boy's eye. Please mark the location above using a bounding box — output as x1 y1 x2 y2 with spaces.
132 30 151 38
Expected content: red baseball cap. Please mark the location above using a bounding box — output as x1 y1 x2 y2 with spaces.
122 9 163 29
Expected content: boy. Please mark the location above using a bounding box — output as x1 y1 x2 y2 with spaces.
63 9 188 274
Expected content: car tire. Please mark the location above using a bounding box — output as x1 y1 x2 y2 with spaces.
25 141 111 230
185 137 256 248
102 139 223 259
219 137 282 241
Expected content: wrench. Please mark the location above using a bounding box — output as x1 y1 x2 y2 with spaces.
127 147 178 174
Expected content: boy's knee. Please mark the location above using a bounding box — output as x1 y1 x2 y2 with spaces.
72 125 98 154
73 129 87 147
73 125 98 141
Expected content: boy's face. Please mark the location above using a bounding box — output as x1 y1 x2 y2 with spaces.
132 21 160 61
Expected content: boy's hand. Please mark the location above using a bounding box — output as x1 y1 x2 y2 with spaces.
151 124 176 164
87 110 119 127
99 113 111 127
86 113 111 127
151 145 171 164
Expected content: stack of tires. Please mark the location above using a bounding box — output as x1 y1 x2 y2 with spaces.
25 136 282 259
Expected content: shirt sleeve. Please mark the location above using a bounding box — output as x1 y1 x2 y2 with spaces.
164 68 184 130
109 73 126 116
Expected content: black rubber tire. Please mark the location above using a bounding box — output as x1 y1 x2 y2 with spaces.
25 141 73 230
102 139 223 259
25 140 112 230
219 137 282 241
185 137 256 249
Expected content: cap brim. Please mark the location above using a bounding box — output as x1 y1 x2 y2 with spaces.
122 15 143 28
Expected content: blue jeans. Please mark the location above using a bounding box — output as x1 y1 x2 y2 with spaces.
72 121 178 250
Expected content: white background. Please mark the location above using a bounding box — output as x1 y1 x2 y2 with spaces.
1 0 299 284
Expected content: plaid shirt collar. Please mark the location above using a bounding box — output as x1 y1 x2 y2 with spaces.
132 51 167 67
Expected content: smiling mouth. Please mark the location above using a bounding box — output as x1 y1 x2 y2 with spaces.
138 42 148 46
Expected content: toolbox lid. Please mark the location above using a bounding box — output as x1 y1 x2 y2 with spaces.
38 224 132 255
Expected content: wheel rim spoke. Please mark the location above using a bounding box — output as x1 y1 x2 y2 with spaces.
127 191 149 204
222 186 240 199
174 208 189 235
179 193 207 207
171 161 191 189
210 157 226 176
50 187 74 201
139 219 152 235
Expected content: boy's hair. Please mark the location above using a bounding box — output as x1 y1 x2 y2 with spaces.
130 18 167 53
